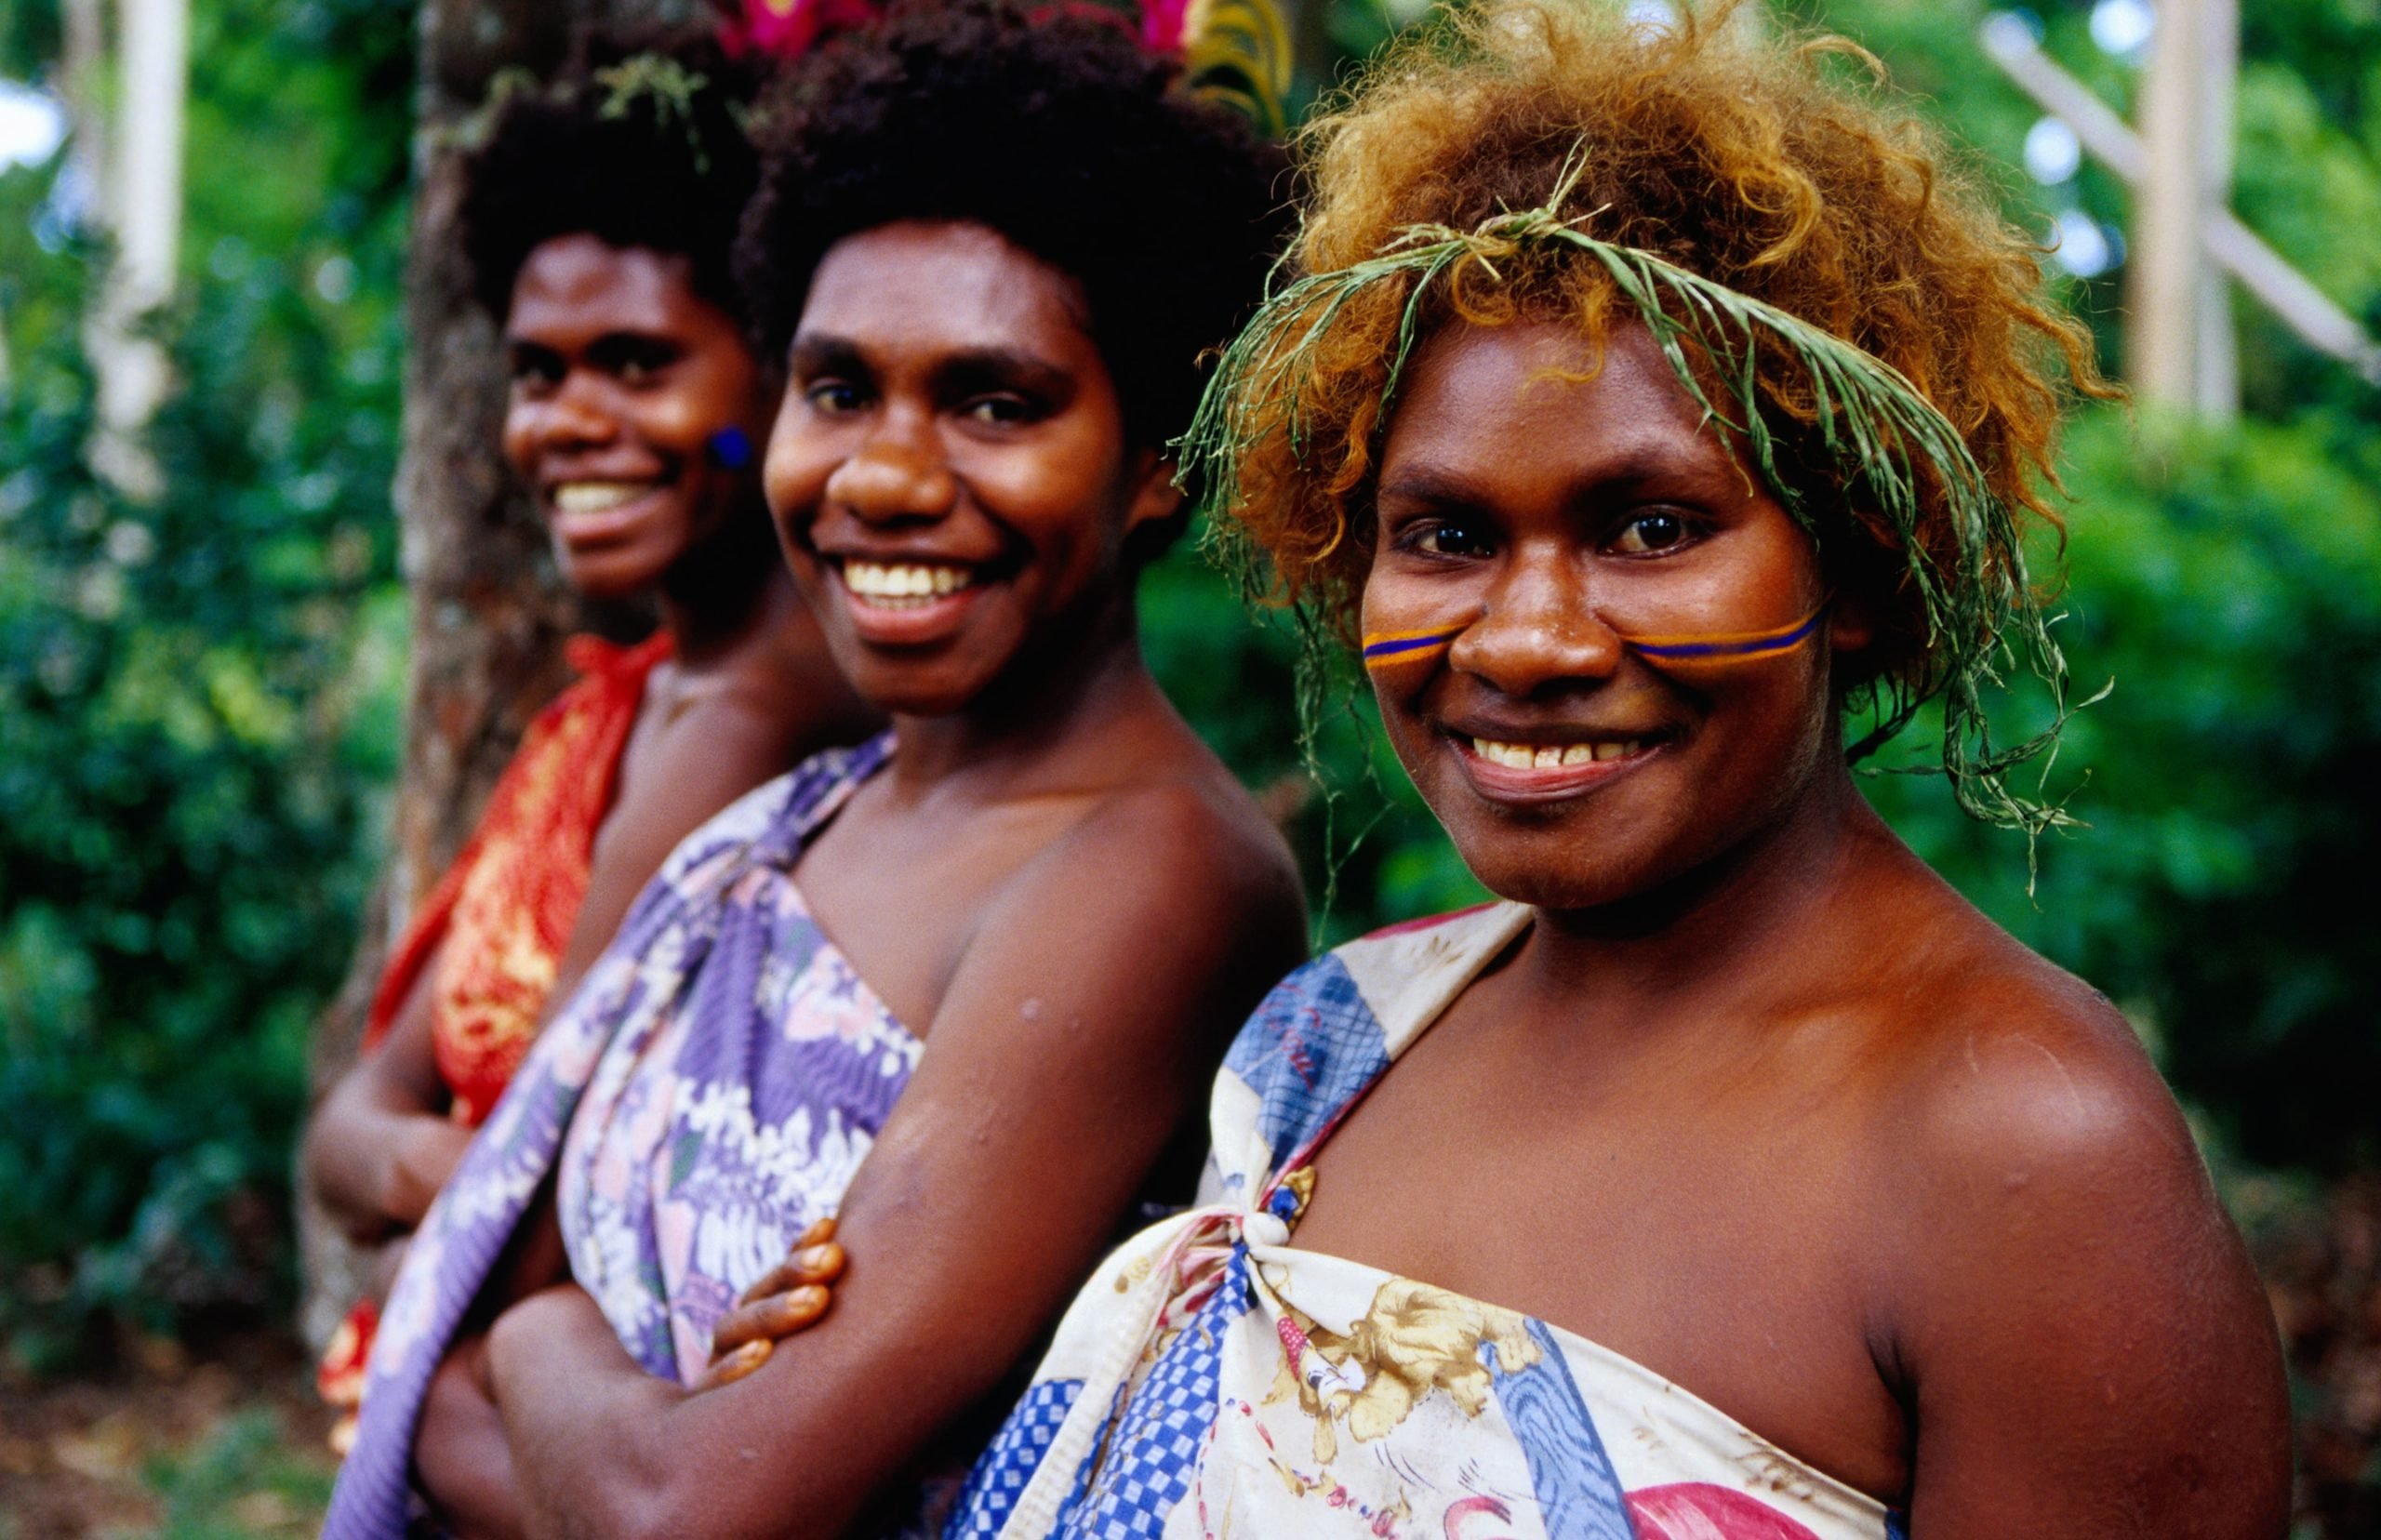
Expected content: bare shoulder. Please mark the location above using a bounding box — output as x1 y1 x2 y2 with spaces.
1009 746 1304 948
1855 892 2290 1535
1871 910 2204 1228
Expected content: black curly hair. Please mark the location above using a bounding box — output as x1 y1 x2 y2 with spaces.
459 25 765 322
736 0 1289 452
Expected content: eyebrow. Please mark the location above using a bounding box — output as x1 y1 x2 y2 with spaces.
1376 445 1743 514
790 332 1074 396
1373 465 1492 511
503 326 678 355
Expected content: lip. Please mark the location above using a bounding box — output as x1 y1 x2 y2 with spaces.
1445 733 1666 804
544 481 672 551
831 562 991 647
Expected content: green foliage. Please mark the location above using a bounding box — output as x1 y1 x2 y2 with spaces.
1868 406 2381 1170
0 0 412 1363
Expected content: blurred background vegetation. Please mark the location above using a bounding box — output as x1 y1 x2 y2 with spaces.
0 0 2374 1533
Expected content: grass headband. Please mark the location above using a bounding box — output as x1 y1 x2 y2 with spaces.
1182 146 2097 855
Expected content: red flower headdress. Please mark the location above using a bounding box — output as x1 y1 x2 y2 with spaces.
715 0 1288 132
716 0 885 60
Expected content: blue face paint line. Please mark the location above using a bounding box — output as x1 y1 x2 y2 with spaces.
706 426 753 470
1360 624 1468 669
1625 607 1825 663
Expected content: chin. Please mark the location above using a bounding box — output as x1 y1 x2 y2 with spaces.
560 565 665 604
832 657 991 722
1460 852 1658 913
1428 795 1683 914
553 548 674 604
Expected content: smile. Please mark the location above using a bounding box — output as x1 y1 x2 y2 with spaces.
839 559 980 610
1448 731 1664 803
551 480 664 514
1468 737 1646 769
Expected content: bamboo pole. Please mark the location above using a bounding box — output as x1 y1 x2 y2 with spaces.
1980 12 2381 389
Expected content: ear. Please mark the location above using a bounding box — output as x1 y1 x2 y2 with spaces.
1121 447 1187 534
1827 590 1876 656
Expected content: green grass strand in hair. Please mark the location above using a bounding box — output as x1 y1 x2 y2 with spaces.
1182 143 2097 877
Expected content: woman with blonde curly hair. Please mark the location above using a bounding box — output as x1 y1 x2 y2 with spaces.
942 2 2290 1534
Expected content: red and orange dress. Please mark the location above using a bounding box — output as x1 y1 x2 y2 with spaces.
314 632 670 1450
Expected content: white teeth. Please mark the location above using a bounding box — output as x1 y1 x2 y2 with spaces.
1469 737 1646 769
552 481 658 514
843 560 977 606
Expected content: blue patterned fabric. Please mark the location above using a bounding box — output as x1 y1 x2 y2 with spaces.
1221 954 1390 1168
1492 1320 1638 1540
947 1379 1086 1537
1049 1248 1255 1538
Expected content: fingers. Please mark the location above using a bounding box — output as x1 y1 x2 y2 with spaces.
734 1240 847 1308
711 1284 832 1359
693 1337 773 1392
695 1217 845 1393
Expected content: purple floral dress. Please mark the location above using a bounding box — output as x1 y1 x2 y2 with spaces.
326 734 917 1537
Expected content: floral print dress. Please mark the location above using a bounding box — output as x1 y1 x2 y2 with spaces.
325 734 917 1538
945 902 1904 1540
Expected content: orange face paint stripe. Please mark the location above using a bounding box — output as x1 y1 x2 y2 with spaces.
1360 603 1828 671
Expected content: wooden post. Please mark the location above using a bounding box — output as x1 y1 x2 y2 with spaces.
2193 0 2237 420
2130 0 2239 419
1980 12 2381 385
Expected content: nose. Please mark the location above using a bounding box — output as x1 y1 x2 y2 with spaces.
533 369 619 454
825 405 958 524
1445 546 1625 697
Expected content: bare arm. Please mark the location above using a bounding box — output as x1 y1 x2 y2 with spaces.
1892 1014 2292 1538
302 947 472 1245
414 1334 529 1540
482 787 1304 1540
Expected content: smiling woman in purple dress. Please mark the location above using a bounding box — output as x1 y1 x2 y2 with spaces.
323 6 1306 1535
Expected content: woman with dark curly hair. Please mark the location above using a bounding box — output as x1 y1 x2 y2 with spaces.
322 5 1303 1535
947 3 2290 1536
299 24 873 1454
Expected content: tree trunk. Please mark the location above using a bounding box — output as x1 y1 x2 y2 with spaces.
298 0 709 1351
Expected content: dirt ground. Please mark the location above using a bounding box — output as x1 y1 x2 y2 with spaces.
0 1330 336 1540
2260 1174 2381 1539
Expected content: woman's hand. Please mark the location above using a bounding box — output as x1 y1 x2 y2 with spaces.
694 1218 845 1391
304 946 460 1242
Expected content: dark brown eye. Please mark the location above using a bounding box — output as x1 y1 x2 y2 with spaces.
963 394 1040 425
1407 519 1494 558
1611 511 1688 554
805 380 867 414
508 349 563 391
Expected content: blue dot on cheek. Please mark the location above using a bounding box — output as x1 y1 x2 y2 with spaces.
707 426 754 470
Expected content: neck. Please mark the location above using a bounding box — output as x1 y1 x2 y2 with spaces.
657 560 810 673
1518 755 1883 1022
655 506 785 670
887 587 1156 792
